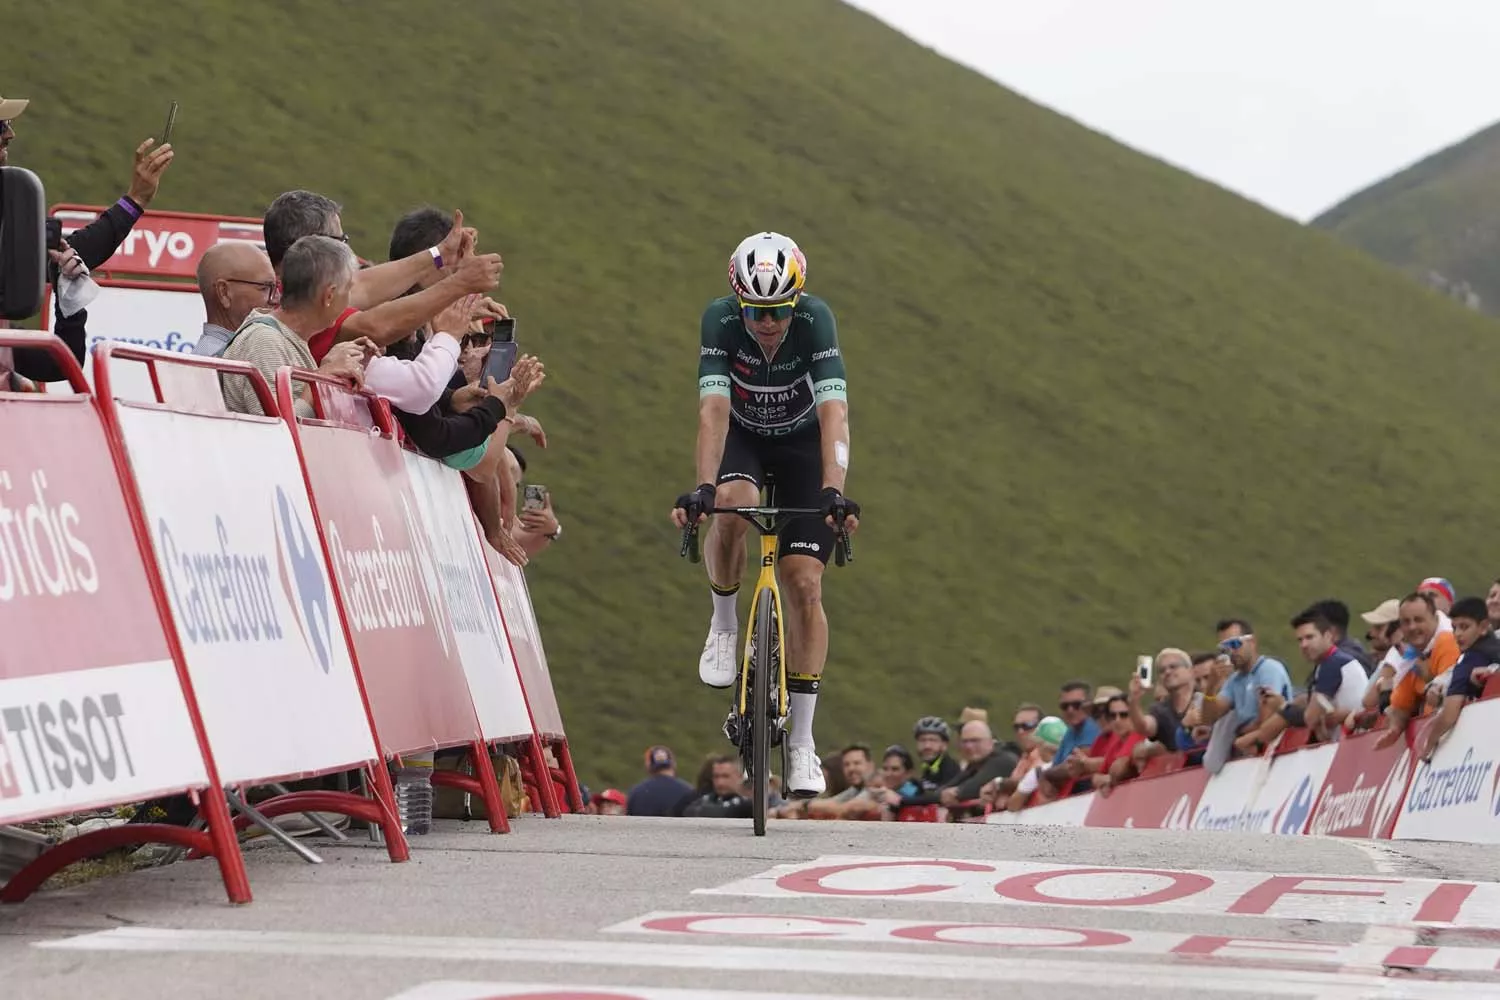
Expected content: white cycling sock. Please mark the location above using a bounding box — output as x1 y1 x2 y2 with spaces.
711 589 739 632
789 692 817 749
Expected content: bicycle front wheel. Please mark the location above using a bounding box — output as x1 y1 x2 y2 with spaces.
750 586 775 837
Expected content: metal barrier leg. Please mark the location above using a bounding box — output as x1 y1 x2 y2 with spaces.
266 782 349 841
225 791 322 865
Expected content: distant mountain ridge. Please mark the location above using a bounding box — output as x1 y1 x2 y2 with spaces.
1313 120 1500 314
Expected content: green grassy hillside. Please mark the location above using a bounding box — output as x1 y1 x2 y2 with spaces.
1313 121 1500 313
8 0 1497 791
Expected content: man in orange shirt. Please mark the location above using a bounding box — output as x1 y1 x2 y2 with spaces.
1375 592 1459 750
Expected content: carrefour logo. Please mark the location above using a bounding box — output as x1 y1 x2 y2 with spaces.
1370 749 1411 837
1272 776 1316 834
158 512 284 647
274 486 334 674
1403 747 1494 815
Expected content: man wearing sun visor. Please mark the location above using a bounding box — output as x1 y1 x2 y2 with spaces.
670 231 860 798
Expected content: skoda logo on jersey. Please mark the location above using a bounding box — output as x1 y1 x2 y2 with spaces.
274 485 334 674
1273 776 1316 834
770 357 803 372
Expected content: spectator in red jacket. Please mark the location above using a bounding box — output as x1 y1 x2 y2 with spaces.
1079 693 1144 793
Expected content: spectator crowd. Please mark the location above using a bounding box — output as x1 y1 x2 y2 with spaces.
612 580 1500 821
0 101 570 849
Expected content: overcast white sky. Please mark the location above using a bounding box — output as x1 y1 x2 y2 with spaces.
846 0 1500 221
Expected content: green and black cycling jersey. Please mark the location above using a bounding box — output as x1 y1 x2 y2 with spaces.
698 294 848 437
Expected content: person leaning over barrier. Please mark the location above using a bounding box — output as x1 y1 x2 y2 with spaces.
219 235 369 416
255 190 502 360
505 445 564 559
1417 596 1500 763
380 207 544 566
1375 592 1460 750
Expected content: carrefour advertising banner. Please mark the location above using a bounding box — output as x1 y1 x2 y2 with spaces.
113 406 379 785
400 451 536 743
1393 699 1500 844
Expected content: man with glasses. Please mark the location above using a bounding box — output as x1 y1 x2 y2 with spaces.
194 243 279 356
1040 680 1101 795
1121 647 1196 780
670 232 860 798
1196 618 1293 743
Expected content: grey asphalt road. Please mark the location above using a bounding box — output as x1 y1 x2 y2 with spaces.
2 817 1499 1000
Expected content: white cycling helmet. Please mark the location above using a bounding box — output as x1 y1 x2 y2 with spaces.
728 231 807 305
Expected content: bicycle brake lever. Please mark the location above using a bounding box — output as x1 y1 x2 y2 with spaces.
833 514 853 567
680 522 702 563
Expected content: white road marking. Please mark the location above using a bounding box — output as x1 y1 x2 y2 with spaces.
694 855 1500 927
386 982 944 1000
32 927 1484 997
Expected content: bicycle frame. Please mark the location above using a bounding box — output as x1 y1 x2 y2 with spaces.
681 502 852 683
737 516 792 721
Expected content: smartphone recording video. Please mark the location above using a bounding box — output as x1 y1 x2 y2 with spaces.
481 317 518 383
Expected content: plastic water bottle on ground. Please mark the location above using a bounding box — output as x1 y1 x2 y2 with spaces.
394 756 434 836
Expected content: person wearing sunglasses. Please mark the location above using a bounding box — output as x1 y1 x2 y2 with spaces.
1192 619 1293 749
1076 694 1146 793
670 231 860 798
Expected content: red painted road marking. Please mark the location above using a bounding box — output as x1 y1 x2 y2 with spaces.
697 856 1500 927
609 911 1500 974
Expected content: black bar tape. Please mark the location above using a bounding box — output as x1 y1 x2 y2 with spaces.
788 673 821 694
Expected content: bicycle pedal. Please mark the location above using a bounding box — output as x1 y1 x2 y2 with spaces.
786 788 820 801
722 713 743 747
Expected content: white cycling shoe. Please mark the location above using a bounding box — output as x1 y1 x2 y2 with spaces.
699 625 738 688
786 745 827 798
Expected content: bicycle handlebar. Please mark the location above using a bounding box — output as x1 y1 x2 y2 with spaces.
679 506 854 566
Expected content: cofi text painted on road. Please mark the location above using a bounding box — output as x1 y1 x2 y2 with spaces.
608 911 1500 973
694 856 1499 927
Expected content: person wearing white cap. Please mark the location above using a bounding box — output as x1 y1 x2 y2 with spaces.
0 94 29 166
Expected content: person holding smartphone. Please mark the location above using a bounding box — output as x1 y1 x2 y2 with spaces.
3 95 175 381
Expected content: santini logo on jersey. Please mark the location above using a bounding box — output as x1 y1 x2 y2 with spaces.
701 346 728 357
812 347 840 361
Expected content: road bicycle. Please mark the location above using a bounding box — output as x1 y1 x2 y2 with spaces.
680 474 853 836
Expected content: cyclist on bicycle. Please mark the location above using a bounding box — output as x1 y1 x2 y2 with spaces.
671 231 860 798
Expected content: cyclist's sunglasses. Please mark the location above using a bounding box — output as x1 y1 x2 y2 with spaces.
740 296 799 323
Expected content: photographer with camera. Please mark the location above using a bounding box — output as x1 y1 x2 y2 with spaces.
2 95 175 381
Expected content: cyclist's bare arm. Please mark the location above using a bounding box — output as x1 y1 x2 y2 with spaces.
816 399 849 493
695 394 731 493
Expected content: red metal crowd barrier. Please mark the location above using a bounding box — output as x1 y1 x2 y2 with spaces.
0 333 250 903
484 543 583 813
276 369 510 832
91 344 410 864
394 436 568 816
2 333 585 902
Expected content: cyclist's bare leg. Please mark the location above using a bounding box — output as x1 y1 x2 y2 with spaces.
779 553 827 748
704 480 758 591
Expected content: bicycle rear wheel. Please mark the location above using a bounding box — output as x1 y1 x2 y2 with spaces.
750 587 775 837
